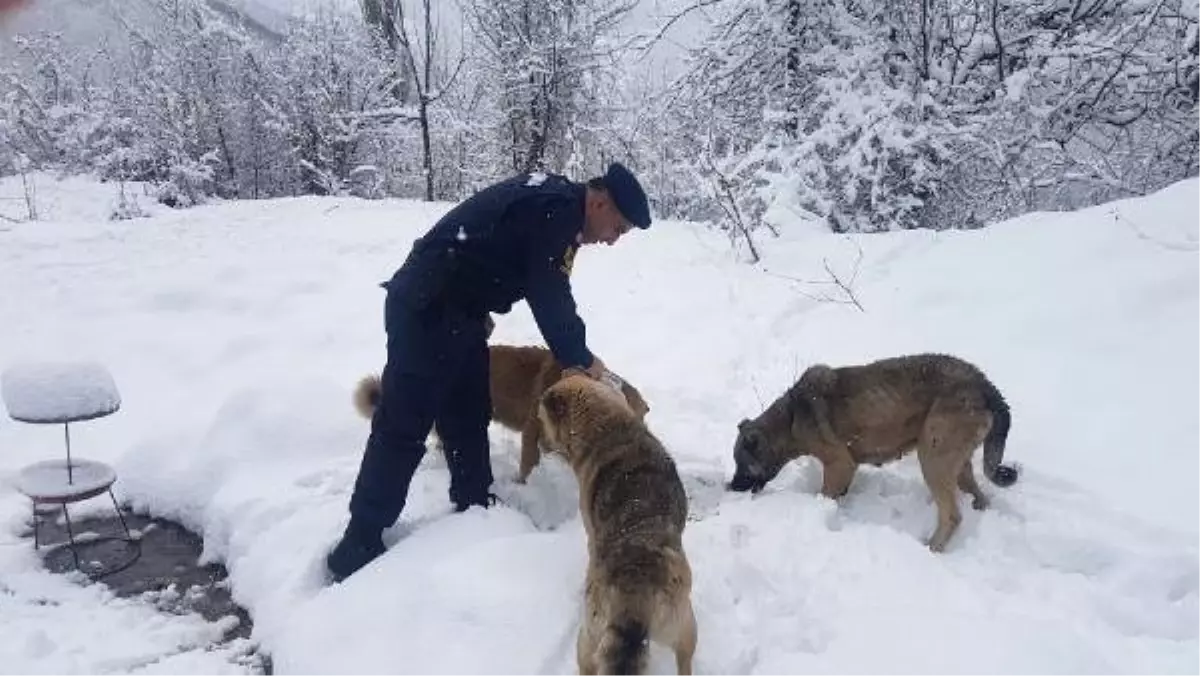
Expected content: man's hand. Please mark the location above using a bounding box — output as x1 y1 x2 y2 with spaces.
564 356 607 380
562 357 632 407
584 356 607 380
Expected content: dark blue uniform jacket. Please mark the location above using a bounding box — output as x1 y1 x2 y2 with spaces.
387 172 593 369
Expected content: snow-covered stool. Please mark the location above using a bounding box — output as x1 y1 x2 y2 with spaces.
2 362 141 579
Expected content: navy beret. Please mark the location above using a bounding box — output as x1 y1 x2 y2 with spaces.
604 162 651 229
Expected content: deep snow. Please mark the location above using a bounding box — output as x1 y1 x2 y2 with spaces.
0 173 1195 673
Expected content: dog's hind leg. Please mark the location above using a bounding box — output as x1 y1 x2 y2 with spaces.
920 398 992 551
918 447 962 552
917 405 964 552
673 597 698 675
576 621 599 675
957 461 989 511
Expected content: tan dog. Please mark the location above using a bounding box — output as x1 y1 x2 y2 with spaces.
728 353 1019 552
352 344 650 482
537 375 696 675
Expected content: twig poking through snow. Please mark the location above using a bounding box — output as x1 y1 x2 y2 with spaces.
764 238 867 312
1112 208 1199 252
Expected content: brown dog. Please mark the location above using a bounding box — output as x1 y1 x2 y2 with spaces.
537 375 696 675
352 344 650 482
728 353 1019 552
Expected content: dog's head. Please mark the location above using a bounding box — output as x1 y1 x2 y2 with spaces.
729 366 835 493
727 417 789 493
538 375 630 462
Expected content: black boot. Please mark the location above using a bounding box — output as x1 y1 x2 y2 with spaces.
325 521 386 583
452 492 499 513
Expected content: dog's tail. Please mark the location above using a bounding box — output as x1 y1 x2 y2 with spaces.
981 379 1018 487
352 374 382 419
597 619 649 675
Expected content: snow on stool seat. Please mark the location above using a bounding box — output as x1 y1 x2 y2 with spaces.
2 362 121 424
17 459 117 504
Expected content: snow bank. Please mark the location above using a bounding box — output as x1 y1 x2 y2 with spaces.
0 173 1194 673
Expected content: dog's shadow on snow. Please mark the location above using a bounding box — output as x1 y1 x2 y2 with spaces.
670 456 940 536
493 459 580 532
470 439 742 533
721 456 1003 549
423 432 998 550
479 433 582 532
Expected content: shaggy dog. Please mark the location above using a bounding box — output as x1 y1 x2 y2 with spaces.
538 375 696 674
729 353 1019 552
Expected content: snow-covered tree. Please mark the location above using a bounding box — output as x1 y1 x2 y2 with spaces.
462 0 636 175
661 0 1197 234
0 0 1192 241
358 0 465 200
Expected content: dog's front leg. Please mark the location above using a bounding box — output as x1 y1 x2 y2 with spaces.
516 415 542 483
817 444 857 499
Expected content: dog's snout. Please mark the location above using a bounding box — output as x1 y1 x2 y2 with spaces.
734 441 763 475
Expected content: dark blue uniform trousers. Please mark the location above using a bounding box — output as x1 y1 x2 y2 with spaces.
348 289 493 532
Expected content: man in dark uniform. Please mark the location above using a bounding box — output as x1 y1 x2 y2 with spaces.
326 162 652 583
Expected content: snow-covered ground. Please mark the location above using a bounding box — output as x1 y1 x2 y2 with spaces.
0 173 1196 673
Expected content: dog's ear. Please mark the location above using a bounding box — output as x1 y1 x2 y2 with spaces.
540 386 571 423
626 385 650 417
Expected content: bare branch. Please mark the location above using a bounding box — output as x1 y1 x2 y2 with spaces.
702 153 761 263
1111 207 1199 252
634 0 725 55
762 240 866 312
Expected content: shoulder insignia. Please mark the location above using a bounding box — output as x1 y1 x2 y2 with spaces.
560 245 577 277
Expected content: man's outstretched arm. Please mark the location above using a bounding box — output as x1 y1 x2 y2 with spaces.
524 204 595 371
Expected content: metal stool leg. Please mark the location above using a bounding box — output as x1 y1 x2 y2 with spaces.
108 489 133 541
60 503 83 572
32 502 40 550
